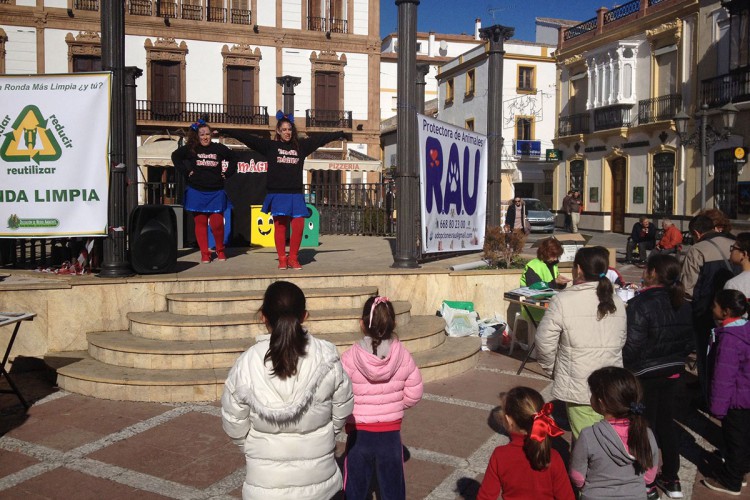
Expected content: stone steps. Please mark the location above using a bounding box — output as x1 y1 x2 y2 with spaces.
55 285 481 402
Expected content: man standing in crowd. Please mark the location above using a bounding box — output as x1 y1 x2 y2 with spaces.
680 213 739 406
561 190 573 232
567 191 583 233
651 218 683 257
625 216 656 263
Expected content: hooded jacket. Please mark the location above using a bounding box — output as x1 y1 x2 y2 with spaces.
709 319 750 418
535 281 627 404
221 335 354 500
680 231 738 320
570 420 659 500
341 337 423 430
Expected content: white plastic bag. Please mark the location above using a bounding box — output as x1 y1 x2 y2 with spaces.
440 302 480 337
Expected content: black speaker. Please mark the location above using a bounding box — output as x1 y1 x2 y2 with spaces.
129 205 178 274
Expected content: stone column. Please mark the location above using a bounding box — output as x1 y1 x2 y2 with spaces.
416 63 429 114
480 24 514 228
276 75 302 116
124 66 143 217
392 0 420 268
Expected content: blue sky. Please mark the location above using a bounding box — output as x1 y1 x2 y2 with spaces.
380 0 620 41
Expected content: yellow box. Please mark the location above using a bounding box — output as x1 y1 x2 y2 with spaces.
250 205 275 247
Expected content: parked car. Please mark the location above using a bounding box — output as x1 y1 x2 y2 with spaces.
523 198 555 233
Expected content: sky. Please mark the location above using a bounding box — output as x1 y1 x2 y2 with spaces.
380 0 622 41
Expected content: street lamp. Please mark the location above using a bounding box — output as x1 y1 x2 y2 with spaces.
674 102 738 210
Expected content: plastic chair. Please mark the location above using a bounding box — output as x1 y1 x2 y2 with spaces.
510 312 536 356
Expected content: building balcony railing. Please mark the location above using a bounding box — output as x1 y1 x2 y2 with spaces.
207 6 226 23
230 8 251 25
701 66 750 107
182 4 202 21
558 112 591 136
129 0 152 16
306 109 353 129
74 0 99 11
307 16 348 34
136 100 269 126
603 0 639 24
594 104 633 131
563 17 597 41
637 94 681 124
158 1 178 18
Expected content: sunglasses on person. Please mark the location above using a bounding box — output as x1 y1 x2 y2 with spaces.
730 245 745 253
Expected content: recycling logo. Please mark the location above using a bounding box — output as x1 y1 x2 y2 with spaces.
0 105 62 164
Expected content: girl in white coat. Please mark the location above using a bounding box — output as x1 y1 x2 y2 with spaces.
221 281 354 500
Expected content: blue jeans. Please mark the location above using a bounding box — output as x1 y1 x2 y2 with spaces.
344 429 405 500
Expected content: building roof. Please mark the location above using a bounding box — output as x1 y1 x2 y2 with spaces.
535 17 583 27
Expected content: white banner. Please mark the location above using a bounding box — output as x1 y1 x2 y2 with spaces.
0 73 111 237
418 114 487 253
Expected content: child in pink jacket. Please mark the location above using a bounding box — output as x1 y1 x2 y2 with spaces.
341 296 424 500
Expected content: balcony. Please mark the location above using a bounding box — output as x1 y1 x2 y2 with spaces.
307 16 349 34
158 1 178 18
129 0 152 16
594 104 633 131
306 109 353 129
74 0 99 10
207 6 226 23
637 94 681 125
182 4 202 21
230 8 251 25
136 100 269 126
558 112 591 136
701 66 750 107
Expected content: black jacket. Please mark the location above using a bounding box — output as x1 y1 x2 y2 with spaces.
629 222 656 243
623 287 694 378
504 202 527 230
171 142 237 191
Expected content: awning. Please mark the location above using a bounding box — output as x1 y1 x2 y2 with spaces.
304 159 382 171
137 138 180 167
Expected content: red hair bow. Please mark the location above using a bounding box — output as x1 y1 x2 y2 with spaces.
529 402 564 442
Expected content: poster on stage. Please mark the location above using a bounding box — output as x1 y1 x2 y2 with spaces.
0 73 111 237
417 113 487 253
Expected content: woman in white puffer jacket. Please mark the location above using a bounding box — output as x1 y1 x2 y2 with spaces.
535 246 627 439
221 281 354 500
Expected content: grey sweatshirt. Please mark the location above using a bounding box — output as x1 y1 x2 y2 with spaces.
570 420 658 500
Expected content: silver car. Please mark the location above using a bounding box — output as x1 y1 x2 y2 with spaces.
523 198 555 233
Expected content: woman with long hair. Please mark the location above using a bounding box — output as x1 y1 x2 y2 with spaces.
230 112 348 270
535 246 627 438
623 254 693 498
172 119 237 263
221 281 354 499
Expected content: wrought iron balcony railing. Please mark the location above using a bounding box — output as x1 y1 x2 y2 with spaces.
563 17 597 41
558 112 590 136
594 104 633 131
182 3 202 21
307 16 349 33
701 66 750 107
74 0 99 11
306 109 353 129
207 6 226 23
136 100 269 126
603 0 639 24
230 8 251 25
128 0 152 16
157 1 178 18
637 94 681 125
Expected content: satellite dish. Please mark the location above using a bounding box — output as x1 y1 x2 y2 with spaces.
439 40 448 51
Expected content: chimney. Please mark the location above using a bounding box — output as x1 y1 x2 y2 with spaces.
475 18 481 40
428 32 436 57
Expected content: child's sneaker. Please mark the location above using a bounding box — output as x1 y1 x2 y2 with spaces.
647 485 660 500
703 477 742 496
656 476 683 499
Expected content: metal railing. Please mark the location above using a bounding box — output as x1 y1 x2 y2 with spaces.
701 66 750 107
563 17 597 41
593 105 633 131
307 16 348 33
305 182 395 236
182 3 202 20
648 0 667 5
136 100 269 125
128 0 152 16
74 0 99 10
306 109 353 129
158 0 178 18
308 16 327 31
207 6 226 23
603 0 640 24
329 18 348 34
637 94 681 124
0 238 101 271
558 112 591 136
230 8 251 25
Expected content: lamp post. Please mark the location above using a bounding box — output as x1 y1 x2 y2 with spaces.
674 102 738 210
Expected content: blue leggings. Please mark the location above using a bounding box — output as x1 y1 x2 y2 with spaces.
344 429 405 500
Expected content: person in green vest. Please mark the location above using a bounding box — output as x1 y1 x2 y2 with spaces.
520 238 570 327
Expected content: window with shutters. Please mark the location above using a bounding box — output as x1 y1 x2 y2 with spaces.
652 152 675 215
66 31 101 73
309 50 346 127
517 65 536 93
715 148 738 218
222 43 261 123
145 38 187 121
570 160 585 195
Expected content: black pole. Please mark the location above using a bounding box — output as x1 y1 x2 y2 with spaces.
480 24 514 228
124 66 143 218
99 1 132 277
392 0 420 269
416 63 429 114
276 75 302 115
